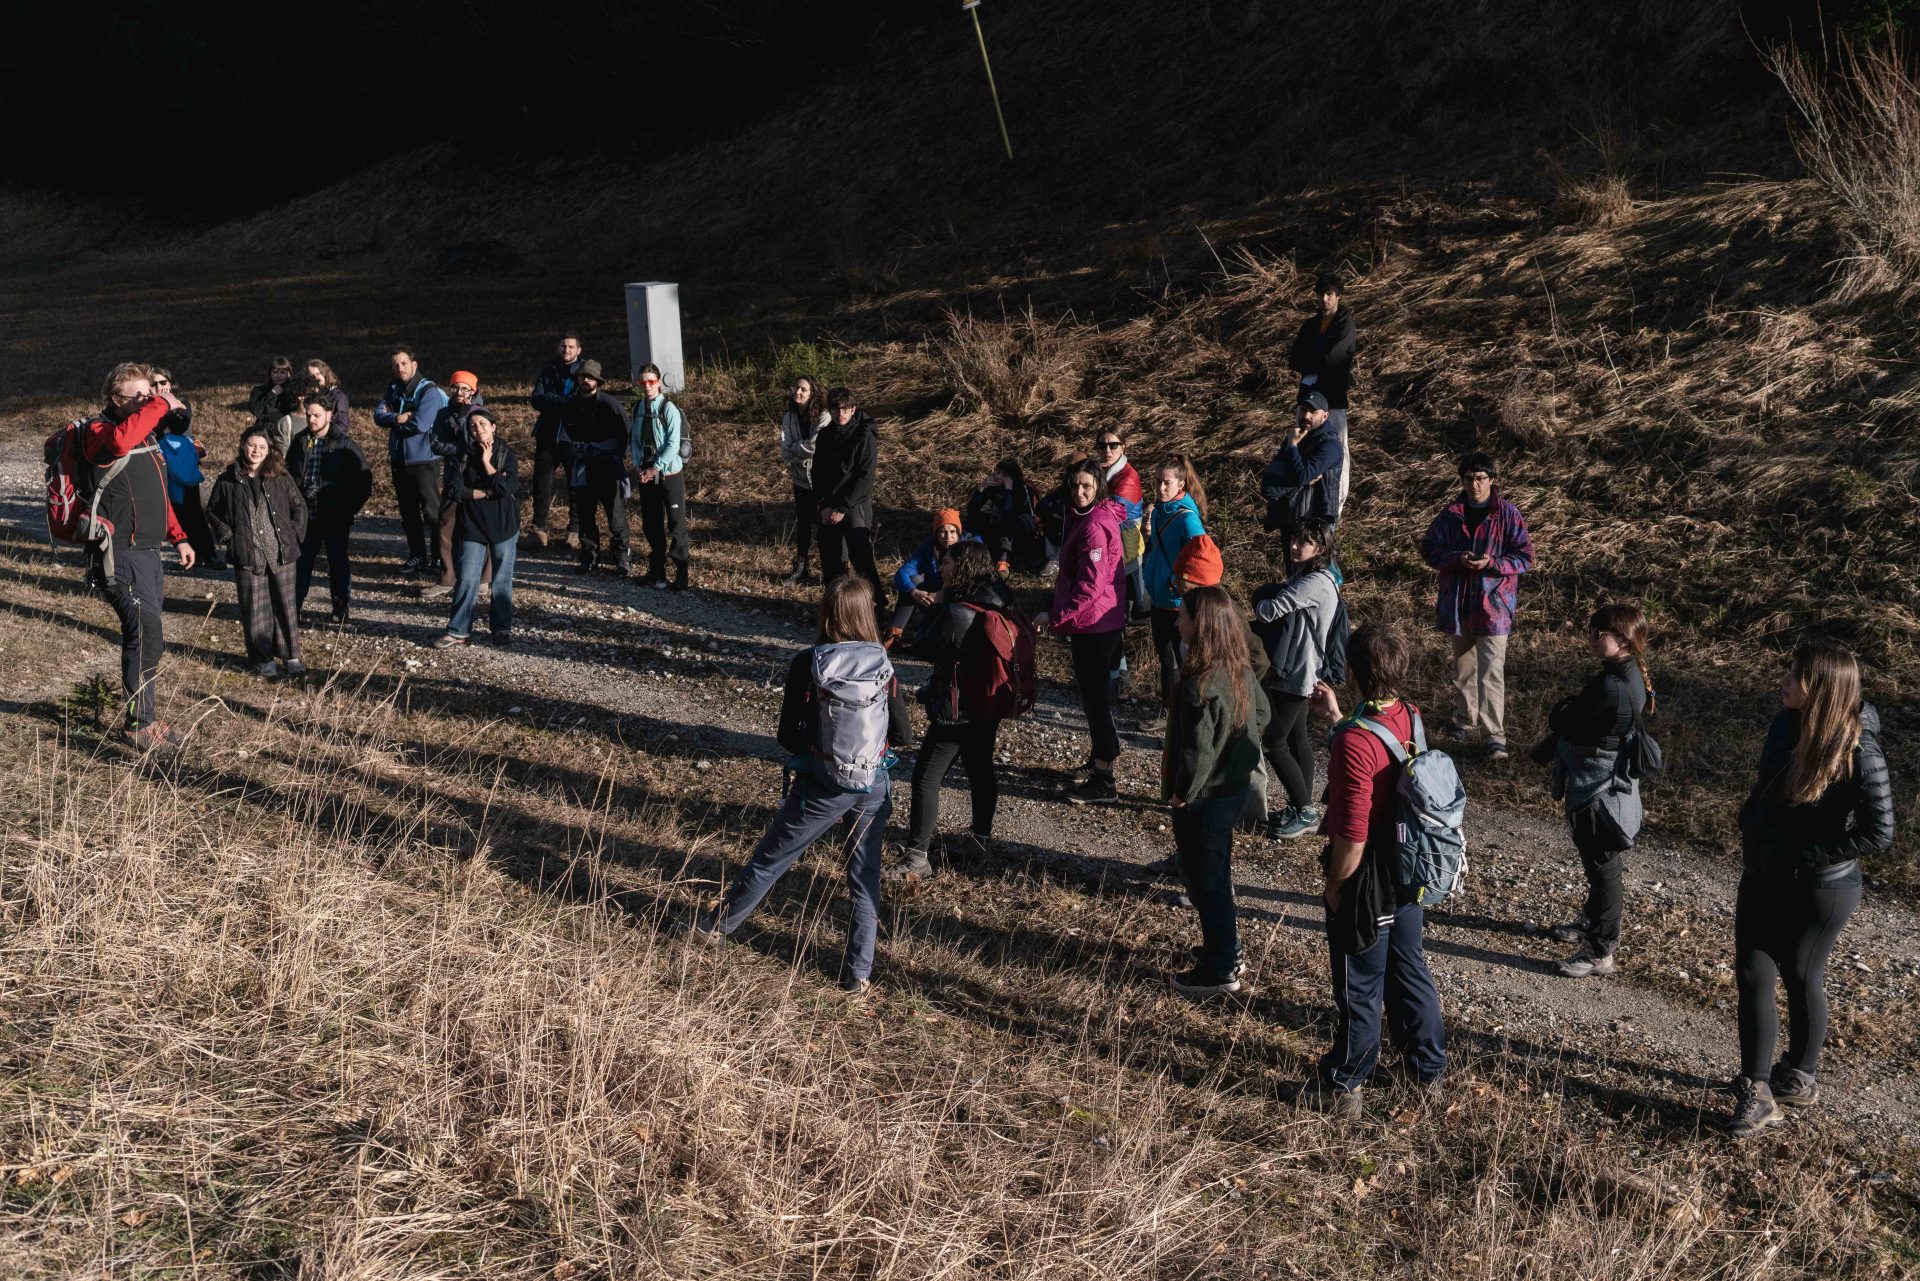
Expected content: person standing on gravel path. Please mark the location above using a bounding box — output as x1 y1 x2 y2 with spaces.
778 375 828 583
1297 624 1447 1116
1034 459 1128 806
1725 640 1892 1139
425 370 486 601
527 334 584 550
561 360 632 575
1539 603 1655 979
1420 451 1533 761
152 368 217 568
434 408 520 650
693 574 912 997
373 345 449 580
206 426 308 678
1163 585 1270 997
77 362 197 750
628 362 691 592
1249 518 1342 842
1288 273 1357 510
811 388 887 611
289 395 373 627
1142 455 1210 707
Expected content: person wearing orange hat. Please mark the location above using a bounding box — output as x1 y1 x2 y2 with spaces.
885 508 977 647
1172 532 1223 594
421 369 488 597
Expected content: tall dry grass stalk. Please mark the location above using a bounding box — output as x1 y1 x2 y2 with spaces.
937 304 1092 426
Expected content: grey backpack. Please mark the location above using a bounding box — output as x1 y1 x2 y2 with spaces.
809 642 894 791
1350 708 1468 905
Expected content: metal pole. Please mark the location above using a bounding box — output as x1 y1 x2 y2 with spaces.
964 1 1013 160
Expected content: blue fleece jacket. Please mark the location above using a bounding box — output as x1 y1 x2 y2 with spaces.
893 531 983 595
374 376 448 466
629 394 685 477
1142 493 1205 609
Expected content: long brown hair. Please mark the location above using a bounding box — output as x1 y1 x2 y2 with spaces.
305 358 339 389
1785 640 1863 805
1157 454 1210 523
787 375 826 426
233 426 287 478
1177 586 1251 728
817 574 881 644
1590 602 1655 713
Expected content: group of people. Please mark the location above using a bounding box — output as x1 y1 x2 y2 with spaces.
58 272 1895 1138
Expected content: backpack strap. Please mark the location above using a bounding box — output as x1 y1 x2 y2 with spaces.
1346 706 1421 762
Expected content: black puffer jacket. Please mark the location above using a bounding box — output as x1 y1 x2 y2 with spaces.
910 581 1013 726
811 411 878 528
1740 703 1894 875
205 464 308 570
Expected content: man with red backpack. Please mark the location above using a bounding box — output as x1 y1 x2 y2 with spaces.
55 362 197 749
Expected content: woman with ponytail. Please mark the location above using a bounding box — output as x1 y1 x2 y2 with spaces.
1725 640 1892 1137
1541 603 1656 978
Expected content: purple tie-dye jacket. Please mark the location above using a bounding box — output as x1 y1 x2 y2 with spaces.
1420 492 1534 637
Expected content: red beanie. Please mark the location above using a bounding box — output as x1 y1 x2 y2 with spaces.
1174 534 1224 588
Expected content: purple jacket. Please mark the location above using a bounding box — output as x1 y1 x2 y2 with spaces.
1420 491 1534 636
1050 498 1126 635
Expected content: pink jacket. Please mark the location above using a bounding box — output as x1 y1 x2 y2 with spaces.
1050 498 1126 635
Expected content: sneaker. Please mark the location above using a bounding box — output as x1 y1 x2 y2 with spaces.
1438 720 1470 744
835 976 872 999
400 555 426 576
1274 807 1319 839
689 910 727 947
421 583 453 601
781 560 808 585
883 627 904 651
493 632 513 648
1547 919 1588 945
330 607 351 629
254 660 282 678
953 831 994 862
1556 949 1615 978
1040 560 1059 581
575 550 598 575
1294 1075 1364 1118
1170 966 1243 998
283 659 308 677
1487 742 1511 761
1727 1076 1784 1138
431 633 469 650
1771 1065 1821 1108
1141 853 1179 877
614 556 634 576
1065 772 1118 806
125 721 184 751
881 846 935 885
635 567 664 587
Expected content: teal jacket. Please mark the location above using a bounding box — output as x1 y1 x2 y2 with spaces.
628 394 685 477
1142 493 1205 609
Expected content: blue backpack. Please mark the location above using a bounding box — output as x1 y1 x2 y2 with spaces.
1348 707 1468 905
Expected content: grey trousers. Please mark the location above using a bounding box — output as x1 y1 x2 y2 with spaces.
94 545 166 726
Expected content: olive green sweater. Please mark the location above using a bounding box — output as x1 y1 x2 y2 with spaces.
1163 666 1272 804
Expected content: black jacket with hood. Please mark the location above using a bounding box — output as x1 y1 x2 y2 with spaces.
1287 306 1357 409
811 410 878 528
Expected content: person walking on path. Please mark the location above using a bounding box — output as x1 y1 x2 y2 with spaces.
1288 273 1357 509
779 375 829 583
1250 518 1343 841
1725 640 1892 1138
885 542 1013 884
527 333 584 549
628 362 691 591
887 509 972 646
1296 624 1448 1116
425 369 486 600
1419 451 1534 760
1538 603 1656 979
1034 459 1128 806
561 359 632 575
1163 585 1271 997
151 368 217 568
206 425 308 678
249 356 303 456
812 388 887 610
288 394 373 626
434 408 521 649
1259 390 1345 542
77 362 198 749
373 345 448 578
1141 455 1209 706
692 574 912 996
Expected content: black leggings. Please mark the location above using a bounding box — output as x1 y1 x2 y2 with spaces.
1735 868 1862 1079
1069 630 1125 763
1150 607 1181 705
907 719 1001 853
1263 689 1313 809
792 486 817 561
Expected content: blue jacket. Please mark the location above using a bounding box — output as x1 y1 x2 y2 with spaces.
156 431 203 505
628 394 685 477
1142 493 1205 609
1259 424 1345 528
374 376 448 466
893 532 983 596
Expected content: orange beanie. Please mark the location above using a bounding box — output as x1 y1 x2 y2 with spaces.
449 370 479 390
1174 534 1224 587
933 508 964 532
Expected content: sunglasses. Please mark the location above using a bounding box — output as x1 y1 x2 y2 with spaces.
641 377 661 386
1095 440 1122 450
153 379 172 387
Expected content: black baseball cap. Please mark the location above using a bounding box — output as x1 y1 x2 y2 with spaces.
1297 389 1329 412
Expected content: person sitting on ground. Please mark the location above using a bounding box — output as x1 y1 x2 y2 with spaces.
1033 459 1128 806
302 359 350 437
812 388 887 610
779 374 829 584
1164 585 1271 998
1250 518 1343 842
886 509 974 647
152 368 217 568
373 345 449 579
693 574 912 997
1297 624 1448 1116
77 362 198 749
206 425 309 679
561 359 631 575
1142 454 1210 706
527 333 584 549
1725 640 1892 1138
425 369 486 601
288 394 373 627
1539 603 1656 979
628 362 691 591
1419 450 1533 761
249 355 302 455
1259 389 1345 544
963 458 1040 575
885 542 1014 885
434 407 521 650
1288 272 1357 509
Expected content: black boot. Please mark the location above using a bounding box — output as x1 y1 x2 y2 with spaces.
669 560 689 593
576 547 598 575
638 557 665 587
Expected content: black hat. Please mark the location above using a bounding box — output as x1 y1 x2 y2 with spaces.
1297 388 1329 413
1315 272 1342 294
578 359 604 382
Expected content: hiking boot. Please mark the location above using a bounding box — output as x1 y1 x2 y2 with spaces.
614 554 634 576
1142 852 1179 877
636 565 664 587
952 831 994 862
1170 966 1243 998
1294 1075 1364 1118
493 632 513 648
689 910 728 947
1438 720 1470 744
422 582 453 601
431 633 469 650
883 627 904 650
124 721 183 751
782 559 808 585
1270 806 1319 840
330 606 351 629
1413 1075 1449 1106
1771 1065 1821 1108
1547 919 1589 944
254 660 282 679
283 659 308 677
881 846 935 885
1556 949 1615 978
1487 741 1511 762
669 561 689 593
835 975 873 1000
1727 1076 1784 1138
1066 772 1118 806
576 549 598 575
400 555 426 576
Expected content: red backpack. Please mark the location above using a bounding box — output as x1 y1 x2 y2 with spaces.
958 605 1038 720
44 419 101 544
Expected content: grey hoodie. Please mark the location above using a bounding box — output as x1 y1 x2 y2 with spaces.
779 406 828 489
1250 569 1340 696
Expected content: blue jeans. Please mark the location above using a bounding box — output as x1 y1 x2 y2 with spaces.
1173 790 1244 979
1321 901 1447 1089
447 536 516 638
716 774 889 983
